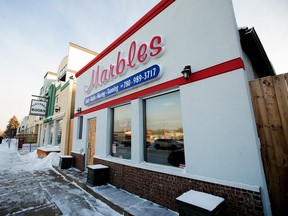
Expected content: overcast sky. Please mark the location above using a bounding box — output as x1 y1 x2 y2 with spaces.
0 0 287 131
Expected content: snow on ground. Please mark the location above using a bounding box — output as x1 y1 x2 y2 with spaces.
21 149 60 172
0 139 60 173
176 189 224 211
0 139 121 216
1 139 178 216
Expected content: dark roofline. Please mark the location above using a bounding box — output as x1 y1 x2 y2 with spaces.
239 27 275 77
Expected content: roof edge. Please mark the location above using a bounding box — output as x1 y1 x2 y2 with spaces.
239 27 275 77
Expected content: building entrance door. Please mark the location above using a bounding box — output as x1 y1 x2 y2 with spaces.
86 118 96 167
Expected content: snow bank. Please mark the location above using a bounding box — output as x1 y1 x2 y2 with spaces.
0 138 17 151
21 150 61 172
1 140 61 173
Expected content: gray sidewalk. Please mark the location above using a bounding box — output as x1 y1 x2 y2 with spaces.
0 142 119 216
0 141 178 215
55 167 178 216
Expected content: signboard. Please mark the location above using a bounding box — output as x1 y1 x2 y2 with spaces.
83 35 165 94
84 64 162 106
29 99 47 116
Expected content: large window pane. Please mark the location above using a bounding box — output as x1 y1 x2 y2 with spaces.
145 91 185 167
112 104 131 159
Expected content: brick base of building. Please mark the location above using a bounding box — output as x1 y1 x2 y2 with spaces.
93 158 264 216
71 152 85 171
71 153 264 215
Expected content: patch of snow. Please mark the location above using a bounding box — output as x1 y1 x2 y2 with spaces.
60 155 73 158
0 140 121 216
94 184 177 216
88 164 109 169
23 148 60 171
176 189 224 211
0 140 60 173
38 146 61 151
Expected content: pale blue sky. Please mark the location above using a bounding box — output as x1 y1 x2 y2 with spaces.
0 0 287 131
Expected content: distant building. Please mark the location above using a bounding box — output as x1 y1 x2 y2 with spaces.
18 115 37 134
36 43 97 158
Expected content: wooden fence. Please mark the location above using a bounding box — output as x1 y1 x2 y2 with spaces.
249 73 288 215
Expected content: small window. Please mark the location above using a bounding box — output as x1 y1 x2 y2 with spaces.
59 64 67 82
111 104 131 159
144 91 185 168
78 116 83 139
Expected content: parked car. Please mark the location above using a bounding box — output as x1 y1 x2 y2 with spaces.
121 140 131 147
168 148 185 167
119 140 150 148
153 139 182 150
145 141 151 148
176 138 184 144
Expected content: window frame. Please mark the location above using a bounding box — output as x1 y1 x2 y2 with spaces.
143 89 184 167
111 102 132 159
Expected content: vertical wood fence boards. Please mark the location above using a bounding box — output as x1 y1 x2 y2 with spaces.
249 73 288 215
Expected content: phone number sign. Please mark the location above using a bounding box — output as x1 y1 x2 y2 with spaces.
84 64 162 106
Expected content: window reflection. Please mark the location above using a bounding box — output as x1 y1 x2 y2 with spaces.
145 91 185 167
56 119 62 145
49 122 54 145
112 104 131 159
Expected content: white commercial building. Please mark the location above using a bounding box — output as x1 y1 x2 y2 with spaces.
71 1 273 215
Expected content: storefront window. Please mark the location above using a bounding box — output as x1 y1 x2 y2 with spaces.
145 91 185 168
56 119 62 146
49 122 54 145
112 104 131 159
43 124 46 145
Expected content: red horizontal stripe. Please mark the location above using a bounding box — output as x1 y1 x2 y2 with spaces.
74 57 244 117
76 0 175 78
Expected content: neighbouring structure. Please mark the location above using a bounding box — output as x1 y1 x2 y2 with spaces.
71 1 274 215
17 115 38 149
36 43 97 158
18 115 37 135
17 72 58 149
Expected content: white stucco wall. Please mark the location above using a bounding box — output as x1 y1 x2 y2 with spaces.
72 1 269 213
180 69 262 186
68 44 97 72
75 0 241 107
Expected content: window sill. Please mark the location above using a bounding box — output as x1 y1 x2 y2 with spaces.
95 155 186 177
